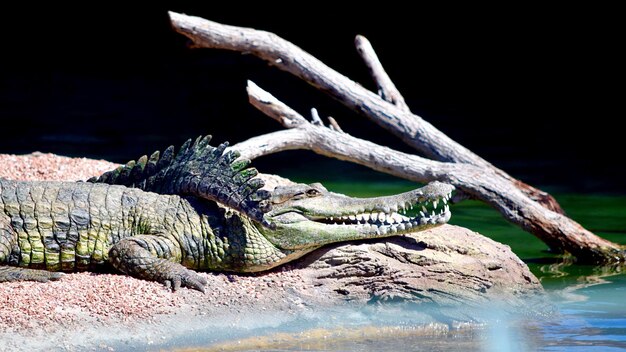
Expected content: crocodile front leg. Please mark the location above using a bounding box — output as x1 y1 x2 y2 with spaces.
108 235 207 293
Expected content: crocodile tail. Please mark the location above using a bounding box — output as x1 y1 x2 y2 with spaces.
88 135 273 227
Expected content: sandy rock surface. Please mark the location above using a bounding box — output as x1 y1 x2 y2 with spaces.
0 153 545 350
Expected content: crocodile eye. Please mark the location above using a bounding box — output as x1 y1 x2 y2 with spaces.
306 189 321 197
290 192 306 200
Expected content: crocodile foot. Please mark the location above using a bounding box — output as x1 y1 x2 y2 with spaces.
109 235 208 293
158 261 208 293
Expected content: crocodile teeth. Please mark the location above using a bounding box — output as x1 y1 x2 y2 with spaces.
378 212 386 222
431 210 436 217
443 197 447 205
422 206 428 213
397 213 409 223
362 213 370 221
419 211 425 217
356 214 363 221
349 215 356 221
433 200 439 209
397 223 406 231
371 213 379 222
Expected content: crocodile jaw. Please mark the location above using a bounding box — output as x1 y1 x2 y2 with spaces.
260 182 454 250
304 194 452 231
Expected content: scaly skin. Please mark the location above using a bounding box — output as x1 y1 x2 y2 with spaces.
259 182 454 252
0 178 454 292
0 180 283 292
88 135 272 228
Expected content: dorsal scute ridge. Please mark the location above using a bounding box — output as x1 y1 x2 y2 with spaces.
88 134 272 227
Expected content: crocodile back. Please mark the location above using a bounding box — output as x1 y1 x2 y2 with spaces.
87 135 273 227
0 179 171 271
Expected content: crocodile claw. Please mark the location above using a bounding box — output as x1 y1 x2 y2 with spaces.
162 267 208 293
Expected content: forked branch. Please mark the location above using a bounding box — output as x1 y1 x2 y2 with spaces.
235 82 625 264
354 35 410 112
168 11 563 214
170 12 624 263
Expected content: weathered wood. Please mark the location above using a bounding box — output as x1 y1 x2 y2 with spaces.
327 116 343 133
168 11 563 215
354 35 410 112
169 12 624 263
233 82 626 264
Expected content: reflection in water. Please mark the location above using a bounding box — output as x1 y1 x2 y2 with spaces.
160 298 556 352
540 257 577 279
164 278 625 352
180 325 478 352
540 257 624 303
538 259 626 351
541 291 626 351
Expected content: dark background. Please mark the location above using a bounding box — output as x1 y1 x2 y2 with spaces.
0 4 623 193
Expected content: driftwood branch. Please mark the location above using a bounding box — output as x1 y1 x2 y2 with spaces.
168 11 563 214
354 35 410 112
327 116 343 133
170 12 625 264
234 82 625 264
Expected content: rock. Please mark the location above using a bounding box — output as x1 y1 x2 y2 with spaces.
290 224 543 307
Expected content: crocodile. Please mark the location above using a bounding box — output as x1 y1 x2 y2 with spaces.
0 137 454 292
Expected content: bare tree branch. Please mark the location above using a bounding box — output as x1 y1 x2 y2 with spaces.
231 129 309 161
327 116 343 133
170 12 623 263
309 108 323 126
233 82 625 264
354 35 410 112
168 11 563 214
